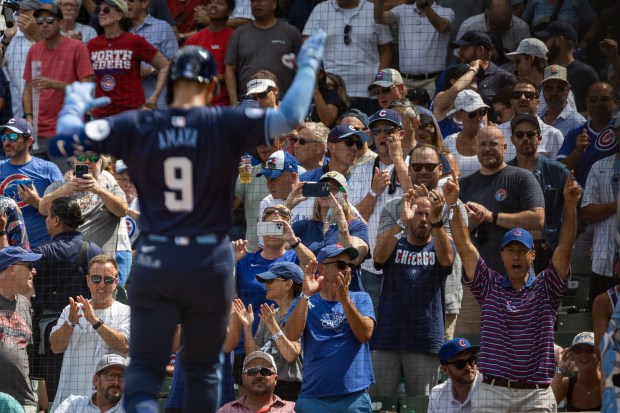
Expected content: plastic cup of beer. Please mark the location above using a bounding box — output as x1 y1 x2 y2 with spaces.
239 154 252 184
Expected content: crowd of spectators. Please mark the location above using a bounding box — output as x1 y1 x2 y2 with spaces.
0 0 618 411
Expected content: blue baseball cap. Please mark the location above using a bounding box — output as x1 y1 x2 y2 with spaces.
341 109 369 129
328 125 370 144
256 150 299 179
0 246 42 272
256 262 303 285
450 31 493 49
535 21 577 44
368 109 403 129
0 118 33 135
438 337 480 365
317 244 359 264
500 228 534 250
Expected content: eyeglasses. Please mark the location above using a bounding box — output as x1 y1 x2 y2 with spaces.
370 86 395 97
409 163 440 172
371 126 398 136
13 262 34 270
322 260 354 270
291 137 322 145
59 2 78 8
35 17 57 25
510 91 538 100
588 95 615 103
1 133 19 142
264 277 286 285
571 346 595 354
514 130 539 140
101 372 125 381
447 355 477 369
76 153 100 163
90 274 117 285
467 108 487 119
263 206 291 218
99 6 117 14
243 367 276 377
337 137 362 149
344 25 352 45
252 88 273 100
542 85 568 93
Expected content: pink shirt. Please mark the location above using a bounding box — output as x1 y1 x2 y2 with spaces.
217 395 296 413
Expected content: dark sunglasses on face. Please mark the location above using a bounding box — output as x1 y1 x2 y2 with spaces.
13 262 34 270
447 355 477 369
291 137 321 145
1 133 19 142
589 95 614 103
370 86 395 97
264 277 286 285
252 88 273 99
90 274 116 285
514 130 539 139
344 24 352 45
409 163 440 172
467 108 487 119
371 126 398 136
99 5 116 14
323 260 354 270
542 85 568 93
243 367 276 377
76 153 100 163
36 17 57 24
510 91 538 100
571 346 595 354
338 137 362 149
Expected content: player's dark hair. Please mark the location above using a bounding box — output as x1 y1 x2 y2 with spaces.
50 197 84 230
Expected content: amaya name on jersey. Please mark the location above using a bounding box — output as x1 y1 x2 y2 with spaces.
158 128 198 150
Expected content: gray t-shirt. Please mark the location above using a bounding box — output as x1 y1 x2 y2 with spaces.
224 20 302 97
0 294 36 407
254 308 302 383
459 165 544 273
45 171 128 256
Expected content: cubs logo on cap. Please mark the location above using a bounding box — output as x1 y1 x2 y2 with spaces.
438 337 480 365
368 109 403 128
500 227 534 250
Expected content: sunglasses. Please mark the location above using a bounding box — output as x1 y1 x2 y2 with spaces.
511 91 538 100
467 108 487 119
263 206 291 218
337 137 362 149
447 355 477 369
264 277 286 285
571 346 595 354
322 260 354 270
252 88 273 99
514 130 538 139
243 367 276 377
542 85 568 93
76 153 100 163
35 17 57 24
344 24 352 45
371 126 398 136
13 262 34 270
409 163 439 172
291 137 321 145
1 133 20 142
90 274 117 285
370 86 395 97
588 95 614 103
101 372 125 381
99 5 117 14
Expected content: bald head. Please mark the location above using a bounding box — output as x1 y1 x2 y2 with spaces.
488 0 512 31
476 125 506 172
586 82 616 123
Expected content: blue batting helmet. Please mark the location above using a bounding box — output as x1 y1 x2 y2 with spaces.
169 46 217 84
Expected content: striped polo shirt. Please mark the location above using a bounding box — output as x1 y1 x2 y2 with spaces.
465 257 568 384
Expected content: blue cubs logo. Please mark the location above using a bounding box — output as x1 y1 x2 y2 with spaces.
495 188 507 202
595 127 617 152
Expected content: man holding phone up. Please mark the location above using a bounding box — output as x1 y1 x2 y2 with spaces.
38 152 129 259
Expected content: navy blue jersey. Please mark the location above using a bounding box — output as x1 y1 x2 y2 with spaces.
89 106 268 236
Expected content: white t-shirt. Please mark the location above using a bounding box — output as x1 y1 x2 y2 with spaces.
443 133 481 178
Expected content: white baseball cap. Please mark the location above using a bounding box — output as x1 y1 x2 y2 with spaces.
505 38 548 61
447 89 489 117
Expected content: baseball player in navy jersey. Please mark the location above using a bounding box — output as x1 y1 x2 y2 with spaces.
48 31 326 413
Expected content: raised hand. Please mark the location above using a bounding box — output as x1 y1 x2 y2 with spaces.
575 129 589 153
442 170 459 205
428 189 445 222
56 82 111 136
258 303 279 332
296 30 326 72
302 260 322 296
563 170 581 206
400 189 417 224
76 295 96 324
372 167 391 196
232 298 254 327
231 239 249 261
335 267 352 304
68 297 83 325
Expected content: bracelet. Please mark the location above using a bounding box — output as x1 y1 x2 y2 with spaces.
338 228 349 235
92 319 104 330
369 189 378 198
23 113 33 118
467 67 478 74
299 292 311 300
446 201 458 207
272 330 284 340
430 220 444 228
65 319 76 328
0 230 7 236
492 212 499 225
289 237 301 249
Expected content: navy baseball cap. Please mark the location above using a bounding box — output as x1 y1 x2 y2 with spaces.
0 118 33 135
438 337 480 365
328 125 370 144
368 109 403 129
256 150 299 179
341 109 369 129
535 21 577 44
256 262 303 285
500 228 534 250
510 113 539 133
0 246 42 272
317 244 359 264
451 31 493 49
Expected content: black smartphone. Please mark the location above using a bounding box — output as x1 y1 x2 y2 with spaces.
302 182 330 197
75 164 89 178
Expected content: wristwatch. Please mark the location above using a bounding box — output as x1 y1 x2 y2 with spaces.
92 319 104 330
430 220 444 228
